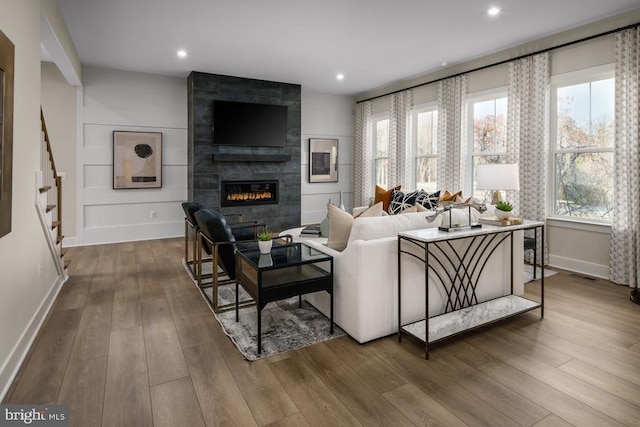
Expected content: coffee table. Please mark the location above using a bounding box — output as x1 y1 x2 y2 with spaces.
234 242 334 354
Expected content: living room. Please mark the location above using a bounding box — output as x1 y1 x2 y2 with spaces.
2 1 640 425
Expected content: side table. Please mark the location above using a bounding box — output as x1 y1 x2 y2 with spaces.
235 242 334 354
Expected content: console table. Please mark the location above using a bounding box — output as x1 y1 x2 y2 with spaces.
397 221 544 359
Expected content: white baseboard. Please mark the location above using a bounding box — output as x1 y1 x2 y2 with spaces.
0 274 68 401
63 237 78 247
548 254 609 280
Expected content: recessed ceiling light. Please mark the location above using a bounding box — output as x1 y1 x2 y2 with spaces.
176 49 188 58
441 61 448 67
336 73 345 81
487 6 501 16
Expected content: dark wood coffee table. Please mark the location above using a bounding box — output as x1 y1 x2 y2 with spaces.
234 242 333 354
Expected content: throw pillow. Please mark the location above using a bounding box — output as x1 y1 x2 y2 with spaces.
354 201 384 218
440 190 462 202
399 205 418 214
375 185 401 212
415 190 441 210
388 189 420 215
414 203 429 212
326 204 354 252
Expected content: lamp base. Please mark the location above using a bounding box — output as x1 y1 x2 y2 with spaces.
491 191 503 205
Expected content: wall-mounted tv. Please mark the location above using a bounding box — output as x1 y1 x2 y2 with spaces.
212 100 288 147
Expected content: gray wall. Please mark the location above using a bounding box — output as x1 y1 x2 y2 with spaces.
188 72 301 231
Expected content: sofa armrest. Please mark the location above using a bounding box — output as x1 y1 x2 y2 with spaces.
302 239 342 258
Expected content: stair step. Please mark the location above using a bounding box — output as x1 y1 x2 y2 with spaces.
39 186 52 194
51 221 61 230
57 234 64 244
60 248 68 258
46 204 56 213
64 260 71 270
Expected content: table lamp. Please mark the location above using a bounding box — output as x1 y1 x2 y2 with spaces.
475 163 520 205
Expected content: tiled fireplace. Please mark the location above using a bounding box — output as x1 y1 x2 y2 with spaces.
187 72 301 231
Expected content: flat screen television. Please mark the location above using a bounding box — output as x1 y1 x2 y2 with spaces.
212 100 288 147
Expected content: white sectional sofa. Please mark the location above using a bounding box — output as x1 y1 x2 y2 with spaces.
301 209 524 343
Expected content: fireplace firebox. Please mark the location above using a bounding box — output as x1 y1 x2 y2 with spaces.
221 180 278 207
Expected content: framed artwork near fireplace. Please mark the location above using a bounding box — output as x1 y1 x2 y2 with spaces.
0 29 15 238
309 138 338 183
113 131 163 189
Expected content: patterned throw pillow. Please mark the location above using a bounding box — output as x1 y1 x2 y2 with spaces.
388 189 421 215
415 190 441 210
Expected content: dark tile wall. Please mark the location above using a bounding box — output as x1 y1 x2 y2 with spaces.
187 72 301 231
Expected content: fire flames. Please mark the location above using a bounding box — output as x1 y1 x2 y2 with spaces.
226 191 273 202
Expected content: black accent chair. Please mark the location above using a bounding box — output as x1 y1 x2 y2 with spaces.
182 202 205 276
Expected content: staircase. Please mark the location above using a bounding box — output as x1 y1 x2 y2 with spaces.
36 109 69 279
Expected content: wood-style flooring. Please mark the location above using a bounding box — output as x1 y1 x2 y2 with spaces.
4 238 640 426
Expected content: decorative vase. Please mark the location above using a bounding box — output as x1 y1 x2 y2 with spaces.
495 209 511 220
258 240 272 254
338 190 345 211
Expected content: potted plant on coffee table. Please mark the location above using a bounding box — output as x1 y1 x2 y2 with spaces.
257 230 273 254
494 201 513 220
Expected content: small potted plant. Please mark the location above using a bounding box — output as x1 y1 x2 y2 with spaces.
494 201 513 220
257 230 273 254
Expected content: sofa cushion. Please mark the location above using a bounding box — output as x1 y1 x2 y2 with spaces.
389 189 421 214
328 203 384 251
354 201 384 218
375 185 401 212
348 211 440 243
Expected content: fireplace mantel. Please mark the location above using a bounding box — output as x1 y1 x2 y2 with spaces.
211 153 291 162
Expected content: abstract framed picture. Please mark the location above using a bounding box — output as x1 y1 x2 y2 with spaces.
0 29 15 238
309 138 338 183
113 131 162 189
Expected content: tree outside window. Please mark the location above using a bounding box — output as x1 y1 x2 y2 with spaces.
374 117 389 189
414 108 438 192
553 76 614 221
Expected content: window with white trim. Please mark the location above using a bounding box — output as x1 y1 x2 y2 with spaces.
413 105 438 192
468 91 508 200
373 114 390 189
550 66 614 221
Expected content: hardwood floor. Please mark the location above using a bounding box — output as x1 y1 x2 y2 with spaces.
4 238 640 426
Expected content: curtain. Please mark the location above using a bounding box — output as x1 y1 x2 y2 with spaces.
506 53 550 263
354 101 373 207
610 28 640 292
389 90 413 189
437 75 467 191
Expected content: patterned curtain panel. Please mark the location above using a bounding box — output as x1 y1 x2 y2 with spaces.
610 28 640 289
389 90 413 189
506 53 550 263
354 101 374 207
437 75 467 191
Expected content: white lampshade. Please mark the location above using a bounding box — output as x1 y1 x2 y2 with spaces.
475 163 520 191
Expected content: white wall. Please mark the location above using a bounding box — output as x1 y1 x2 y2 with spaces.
80 67 187 244
301 90 354 224
41 61 77 242
0 0 64 399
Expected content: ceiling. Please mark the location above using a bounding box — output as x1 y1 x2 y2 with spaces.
54 0 640 96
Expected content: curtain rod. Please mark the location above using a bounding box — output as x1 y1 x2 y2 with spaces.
356 21 640 104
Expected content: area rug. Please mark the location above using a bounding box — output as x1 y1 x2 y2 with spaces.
524 264 557 283
182 259 345 360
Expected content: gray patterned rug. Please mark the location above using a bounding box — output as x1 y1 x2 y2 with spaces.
182 259 345 361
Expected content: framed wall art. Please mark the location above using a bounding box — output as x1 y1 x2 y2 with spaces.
113 131 163 189
309 138 338 183
0 29 15 238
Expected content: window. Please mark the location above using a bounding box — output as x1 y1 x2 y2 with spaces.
468 92 507 200
413 106 438 192
373 115 390 189
551 67 614 221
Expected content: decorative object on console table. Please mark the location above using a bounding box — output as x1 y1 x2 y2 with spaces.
309 138 338 183
113 131 162 189
257 230 273 254
475 163 519 205
478 216 523 226
494 200 514 220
